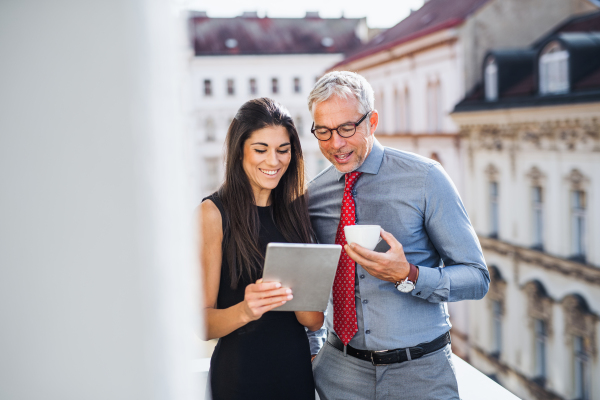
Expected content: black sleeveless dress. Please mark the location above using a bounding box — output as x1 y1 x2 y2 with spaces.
203 193 315 400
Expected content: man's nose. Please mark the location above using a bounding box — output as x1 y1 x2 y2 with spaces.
330 130 347 149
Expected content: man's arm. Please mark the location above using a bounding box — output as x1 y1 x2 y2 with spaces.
306 325 326 356
344 163 489 303
413 163 489 303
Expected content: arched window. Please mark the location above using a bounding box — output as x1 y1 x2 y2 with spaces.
539 41 569 95
562 294 596 400
485 56 498 101
487 266 506 358
524 281 553 386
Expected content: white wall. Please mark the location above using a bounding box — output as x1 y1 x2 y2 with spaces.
0 1 201 399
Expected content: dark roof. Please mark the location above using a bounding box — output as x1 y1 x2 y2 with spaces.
333 0 491 68
189 13 365 56
454 11 600 112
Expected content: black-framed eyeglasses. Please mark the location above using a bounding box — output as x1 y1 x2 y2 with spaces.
310 111 371 141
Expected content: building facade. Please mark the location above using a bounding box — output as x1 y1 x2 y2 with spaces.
188 12 368 201
452 11 600 400
330 0 598 360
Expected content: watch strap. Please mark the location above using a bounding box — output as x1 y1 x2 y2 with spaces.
407 263 418 283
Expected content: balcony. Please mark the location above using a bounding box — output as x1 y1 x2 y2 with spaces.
192 354 522 400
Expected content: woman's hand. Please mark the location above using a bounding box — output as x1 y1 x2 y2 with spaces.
241 279 293 322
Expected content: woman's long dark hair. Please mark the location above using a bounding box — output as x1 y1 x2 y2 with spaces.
218 98 314 288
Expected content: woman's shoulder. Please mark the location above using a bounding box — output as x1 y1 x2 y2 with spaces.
197 193 224 234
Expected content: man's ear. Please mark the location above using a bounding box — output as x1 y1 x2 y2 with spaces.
368 110 379 135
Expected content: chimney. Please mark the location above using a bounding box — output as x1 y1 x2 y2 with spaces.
305 11 320 19
241 11 258 18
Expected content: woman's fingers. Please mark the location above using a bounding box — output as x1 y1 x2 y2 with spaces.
248 293 293 308
246 284 291 299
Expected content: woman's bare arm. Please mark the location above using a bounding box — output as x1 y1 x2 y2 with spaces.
199 200 293 340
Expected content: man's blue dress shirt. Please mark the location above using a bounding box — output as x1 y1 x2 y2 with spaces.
306 139 489 353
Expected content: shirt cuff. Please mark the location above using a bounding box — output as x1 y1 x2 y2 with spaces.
412 265 438 299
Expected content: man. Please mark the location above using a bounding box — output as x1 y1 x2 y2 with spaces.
306 71 489 400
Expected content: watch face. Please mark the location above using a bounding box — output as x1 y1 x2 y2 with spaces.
397 280 415 293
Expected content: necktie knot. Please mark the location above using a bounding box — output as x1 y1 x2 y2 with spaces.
344 171 362 192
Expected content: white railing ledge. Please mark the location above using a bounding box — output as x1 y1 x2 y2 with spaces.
453 354 521 400
192 354 522 400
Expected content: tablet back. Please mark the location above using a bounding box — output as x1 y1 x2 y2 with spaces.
262 243 342 312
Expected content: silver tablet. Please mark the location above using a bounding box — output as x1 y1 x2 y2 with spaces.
262 243 342 312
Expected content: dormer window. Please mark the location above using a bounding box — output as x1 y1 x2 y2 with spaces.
539 41 569 95
485 57 498 101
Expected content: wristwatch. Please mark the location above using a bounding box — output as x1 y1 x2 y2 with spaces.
395 263 419 293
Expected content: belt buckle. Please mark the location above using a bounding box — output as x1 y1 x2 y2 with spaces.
371 350 393 366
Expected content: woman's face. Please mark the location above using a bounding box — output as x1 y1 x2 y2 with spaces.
242 125 292 200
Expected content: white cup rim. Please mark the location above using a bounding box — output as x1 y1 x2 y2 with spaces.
345 225 381 229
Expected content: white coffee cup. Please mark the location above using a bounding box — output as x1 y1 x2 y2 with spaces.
344 225 382 251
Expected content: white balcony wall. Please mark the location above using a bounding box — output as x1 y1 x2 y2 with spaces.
0 1 201 399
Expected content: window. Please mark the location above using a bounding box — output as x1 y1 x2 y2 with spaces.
249 78 257 95
492 300 503 357
205 118 216 142
539 41 569 95
271 78 279 94
426 80 442 132
295 115 303 137
485 57 498 101
489 182 499 238
205 157 221 192
571 190 586 261
404 88 411 132
226 79 235 96
573 336 590 400
203 79 212 96
394 89 402 133
293 77 301 94
534 319 547 383
563 294 594 400
531 186 544 250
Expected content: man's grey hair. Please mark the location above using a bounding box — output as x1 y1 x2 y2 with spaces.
308 71 374 114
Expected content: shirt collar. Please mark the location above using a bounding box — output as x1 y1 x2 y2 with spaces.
335 138 384 181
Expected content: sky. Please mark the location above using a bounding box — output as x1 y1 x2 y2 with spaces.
182 0 426 29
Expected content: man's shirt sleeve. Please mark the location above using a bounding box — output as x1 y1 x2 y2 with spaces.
412 163 490 303
306 326 327 355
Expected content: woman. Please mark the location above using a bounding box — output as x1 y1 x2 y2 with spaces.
199 98 323 400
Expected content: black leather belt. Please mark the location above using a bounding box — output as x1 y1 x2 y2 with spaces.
327 331 451 366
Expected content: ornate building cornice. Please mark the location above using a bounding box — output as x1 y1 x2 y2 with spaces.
459 117 600 153
478 236 600 285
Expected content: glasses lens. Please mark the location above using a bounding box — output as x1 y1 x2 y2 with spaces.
338 124 356 137
314 128 331 140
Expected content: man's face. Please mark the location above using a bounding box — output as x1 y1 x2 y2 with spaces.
312 95 378 173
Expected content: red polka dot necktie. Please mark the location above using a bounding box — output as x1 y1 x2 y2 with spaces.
333 171 362 346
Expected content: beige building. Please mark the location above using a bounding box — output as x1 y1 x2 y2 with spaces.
330 0 598 361
452 11 600 400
